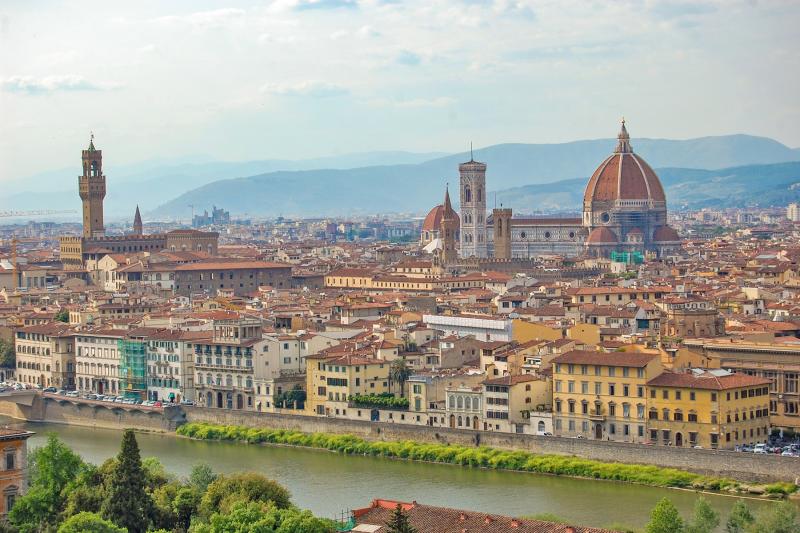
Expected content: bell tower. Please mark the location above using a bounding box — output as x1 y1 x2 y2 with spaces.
79 134 106 238
459 145 487 258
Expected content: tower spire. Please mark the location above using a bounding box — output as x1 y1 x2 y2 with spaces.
470 142 474 162
88 131 96 152
614 117 633 154
133 205 143 235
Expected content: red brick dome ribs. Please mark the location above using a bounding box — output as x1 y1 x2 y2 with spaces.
422 204 460 232
583 121 666 205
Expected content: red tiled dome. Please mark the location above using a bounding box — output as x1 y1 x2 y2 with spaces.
586 227 618 244
422 204 459 232
583 122 666 204
653 225 680 242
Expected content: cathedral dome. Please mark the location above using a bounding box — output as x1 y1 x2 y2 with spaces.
586 227 619 244
653 225 680 242
583 121 666 205
422 204 460 232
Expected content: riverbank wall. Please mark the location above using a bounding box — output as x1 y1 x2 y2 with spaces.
2 395 796 483
181 406 799 484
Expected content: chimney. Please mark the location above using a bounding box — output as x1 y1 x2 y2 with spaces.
484 516 493 524
565 528 575 533
510 519 520 529
459 512 467 521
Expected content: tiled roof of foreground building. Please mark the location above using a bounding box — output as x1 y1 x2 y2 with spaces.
350 499 622 532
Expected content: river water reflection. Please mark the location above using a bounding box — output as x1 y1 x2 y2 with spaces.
12 419 781 531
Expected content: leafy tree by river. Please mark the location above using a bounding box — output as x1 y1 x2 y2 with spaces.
6 431 337 533
645 496 800 533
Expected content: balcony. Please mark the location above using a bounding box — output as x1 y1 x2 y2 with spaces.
589 409 605 421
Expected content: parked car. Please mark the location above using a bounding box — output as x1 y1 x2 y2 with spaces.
753 443 767 454
56 389 67 395
153 401 163 408
43 387 57 393
180 399 195 406
66 391 79 397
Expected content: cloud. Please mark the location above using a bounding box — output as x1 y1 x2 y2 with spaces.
356 25 380 38
395 50 422 66
1 75 121 95
154 9 245 29
293 0 358 11
369 96 456 108
260 81 349 97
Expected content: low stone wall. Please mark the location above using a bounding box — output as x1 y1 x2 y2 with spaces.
182 407 800 484
1 395 796 484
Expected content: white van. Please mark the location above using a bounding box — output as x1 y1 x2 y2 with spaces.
753 443 767 454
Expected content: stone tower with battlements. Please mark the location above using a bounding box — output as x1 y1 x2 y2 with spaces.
459 152 487 258
78 135 106 238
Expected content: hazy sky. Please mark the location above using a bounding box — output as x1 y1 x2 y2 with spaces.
1 0 799 180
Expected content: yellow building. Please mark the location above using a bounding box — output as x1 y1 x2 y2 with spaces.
14 323 75 389
306 352 390 416
551 350 662 442
677 339 800 430
646 369 771 449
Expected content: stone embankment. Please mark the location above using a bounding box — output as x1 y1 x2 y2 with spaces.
0 394 796 483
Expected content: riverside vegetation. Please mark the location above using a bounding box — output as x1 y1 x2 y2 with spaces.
5 430 337 533
176 422 799 498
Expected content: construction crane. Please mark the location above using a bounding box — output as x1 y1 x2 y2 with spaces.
0 209 77 218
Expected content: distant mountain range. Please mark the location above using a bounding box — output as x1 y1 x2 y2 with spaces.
0 150 446 221
494 161 800 212
3 134 799 221
150 134 800 219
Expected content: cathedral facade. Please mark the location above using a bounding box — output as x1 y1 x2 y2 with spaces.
424 121 681 263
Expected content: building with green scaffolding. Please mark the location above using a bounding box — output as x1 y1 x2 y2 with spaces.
118 339 147 399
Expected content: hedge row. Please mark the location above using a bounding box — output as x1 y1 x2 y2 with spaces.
176 422 747 492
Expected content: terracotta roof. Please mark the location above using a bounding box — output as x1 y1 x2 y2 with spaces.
352 499 620 533
584 152 665 204
174 261 290 271
422 204 460 232
551 349 657 368
653 225 681 242
586 227 618 244
647 370 771 390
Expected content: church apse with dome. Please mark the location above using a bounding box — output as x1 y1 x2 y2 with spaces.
421 120 681 265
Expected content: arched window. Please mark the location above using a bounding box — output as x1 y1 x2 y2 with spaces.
457 416 463 427
477 188 482 202
537 421 545 432
464 397 471 410
464 186 472 203
449 395 455 409
457 396 463 409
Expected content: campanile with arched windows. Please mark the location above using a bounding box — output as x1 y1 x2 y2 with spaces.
78 134 106 238
459 154 488 258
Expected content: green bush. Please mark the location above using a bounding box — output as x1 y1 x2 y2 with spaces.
349 393 409 410
764 482 798 496
176 422 743 491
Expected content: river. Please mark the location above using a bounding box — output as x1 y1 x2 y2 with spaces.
8 418 782 531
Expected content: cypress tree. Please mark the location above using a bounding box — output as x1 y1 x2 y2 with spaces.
385 504 417 533
101 429 153 533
